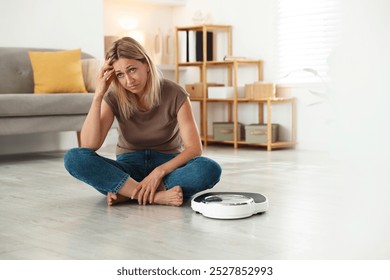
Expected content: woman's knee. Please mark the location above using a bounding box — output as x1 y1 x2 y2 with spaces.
184 157 221 198
196 156 222 184
63 147 95 172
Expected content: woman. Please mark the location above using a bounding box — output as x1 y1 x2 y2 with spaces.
64 37 221 207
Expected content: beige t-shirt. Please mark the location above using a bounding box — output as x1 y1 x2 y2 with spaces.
104 79 189 155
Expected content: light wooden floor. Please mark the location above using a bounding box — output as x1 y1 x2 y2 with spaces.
1 145 389 260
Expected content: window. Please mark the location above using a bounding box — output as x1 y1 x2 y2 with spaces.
276 0 341 83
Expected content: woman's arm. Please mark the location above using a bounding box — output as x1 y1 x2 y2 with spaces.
154 97 203 174
79 62 115 150
132 98 202 204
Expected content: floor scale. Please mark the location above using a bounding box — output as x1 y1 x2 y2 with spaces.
191 192 269 220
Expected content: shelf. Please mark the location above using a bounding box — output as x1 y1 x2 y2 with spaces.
176 24 232 32
175 24 296 151
206 60 262 66
177 62 203 67
191 97 294 103
204 137 296 149
178 60 262 67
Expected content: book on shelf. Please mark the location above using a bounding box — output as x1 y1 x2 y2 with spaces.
184 31 197 62
195 31 213 61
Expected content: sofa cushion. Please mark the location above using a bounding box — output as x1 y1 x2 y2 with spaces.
0 47 94 94
82 58 102 93
0 93 94 117
28 49 87 93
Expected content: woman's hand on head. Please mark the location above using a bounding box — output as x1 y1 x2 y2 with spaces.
95 60 115 97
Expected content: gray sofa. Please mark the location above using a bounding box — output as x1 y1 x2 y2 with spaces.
0 47 98 145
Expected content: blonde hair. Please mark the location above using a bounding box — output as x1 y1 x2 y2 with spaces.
106 37 162 119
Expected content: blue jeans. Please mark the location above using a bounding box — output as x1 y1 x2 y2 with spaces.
64 148 222 199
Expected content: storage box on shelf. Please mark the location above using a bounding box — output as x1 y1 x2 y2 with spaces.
245 123 279 144
245 82 276 99
213 122 245 141
175 24 296 151
185 83 224 99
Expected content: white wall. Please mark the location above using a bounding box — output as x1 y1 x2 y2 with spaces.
0 0 105 155
104 0 175 58
0 0 104 58
103 0 179 81
329 0 390 160
323 0 390 258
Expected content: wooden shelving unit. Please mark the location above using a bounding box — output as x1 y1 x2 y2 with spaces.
205 97 296 151
175 24 296 151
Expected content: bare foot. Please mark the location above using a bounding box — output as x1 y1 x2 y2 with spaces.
107 192 131 206
153 186 183 206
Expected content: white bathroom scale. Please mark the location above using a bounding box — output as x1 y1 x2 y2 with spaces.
191 192 269 220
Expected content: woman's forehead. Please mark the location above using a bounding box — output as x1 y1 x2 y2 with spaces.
113 58 142 70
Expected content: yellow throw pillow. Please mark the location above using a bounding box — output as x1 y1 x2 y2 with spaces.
29 49 87 93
